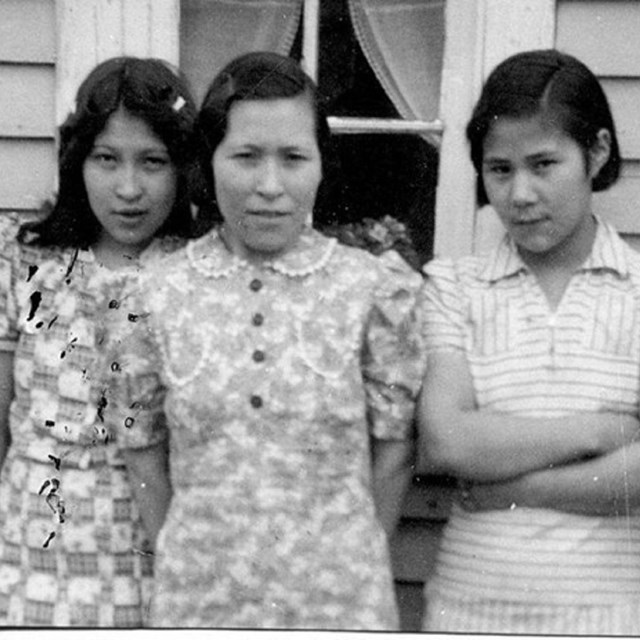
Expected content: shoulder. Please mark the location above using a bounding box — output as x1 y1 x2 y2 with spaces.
329 240 423 293
597 221 640 285
0 213 23 262
0 213 74 275
621 244 640 293
423 253 492 291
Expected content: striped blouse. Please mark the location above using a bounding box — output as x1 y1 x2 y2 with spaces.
420 217 640 608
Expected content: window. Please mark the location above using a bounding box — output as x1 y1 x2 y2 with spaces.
180 0 446 266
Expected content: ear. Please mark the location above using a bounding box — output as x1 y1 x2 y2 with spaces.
588 128 611 180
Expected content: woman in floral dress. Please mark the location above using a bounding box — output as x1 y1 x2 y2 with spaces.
0 57 202 626
109 51 425 629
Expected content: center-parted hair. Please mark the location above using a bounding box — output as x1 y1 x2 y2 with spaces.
467 49 621 206
196 51 331 225
21 56 204 247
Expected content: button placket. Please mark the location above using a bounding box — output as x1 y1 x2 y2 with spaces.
248 277 265 408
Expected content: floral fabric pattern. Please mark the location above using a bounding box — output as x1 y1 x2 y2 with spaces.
108 227 424 629
0 214 181 626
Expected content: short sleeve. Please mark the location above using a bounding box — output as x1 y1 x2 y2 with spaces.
362 250 426 441
0 214 22 351
104 276 168 449
418 257 468 353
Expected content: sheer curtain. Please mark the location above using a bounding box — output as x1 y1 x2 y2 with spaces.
348 0 445 123
180 0 303 103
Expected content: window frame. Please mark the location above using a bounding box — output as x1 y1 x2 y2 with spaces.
54 0 556 257
300 0 444 141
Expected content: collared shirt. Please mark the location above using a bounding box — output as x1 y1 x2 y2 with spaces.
420 217 640 606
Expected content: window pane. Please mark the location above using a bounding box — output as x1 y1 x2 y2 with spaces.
317 133 437 267
295 0 438 266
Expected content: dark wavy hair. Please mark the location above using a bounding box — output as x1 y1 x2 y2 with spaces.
20 56 205 247
467 49 621 206
196 51 331 225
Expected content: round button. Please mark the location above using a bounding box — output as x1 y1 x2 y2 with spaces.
249 279 262 292
250 394 263 408
252 350 265 363
252 313 264 326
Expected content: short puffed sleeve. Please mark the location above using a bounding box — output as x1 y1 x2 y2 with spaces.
103 275 168 449
418 257 468 353
0 214 22 350
362 250 425 441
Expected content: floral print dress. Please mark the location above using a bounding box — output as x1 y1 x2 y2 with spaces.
109 227 424 629
0 214 182 626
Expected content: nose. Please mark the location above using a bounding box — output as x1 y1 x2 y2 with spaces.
256 159 284 199
115 164 143 200
510 170 537 207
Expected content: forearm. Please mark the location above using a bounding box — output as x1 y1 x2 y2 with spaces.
506 442 640 516
0 349 14 472
123 443 172 549
371 437 415 537
422 408 635 482
0 423 9 471
419 352 638 482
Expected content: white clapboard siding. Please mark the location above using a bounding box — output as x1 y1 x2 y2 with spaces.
557 0 640 236
0 140 56 211
0 66 55 138
0 0 56 214
593 161 640 232
0 0 55 63
556 0 640 76
602 79 640 160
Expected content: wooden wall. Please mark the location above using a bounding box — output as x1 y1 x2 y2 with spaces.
0 0 56 216
557 0 640 248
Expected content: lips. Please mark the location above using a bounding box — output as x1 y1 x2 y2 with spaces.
513 214 547 225
246 209 289 218
114 209 146 219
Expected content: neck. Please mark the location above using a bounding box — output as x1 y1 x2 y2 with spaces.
218 225 296 265
91 242 142 270
519 217 597 311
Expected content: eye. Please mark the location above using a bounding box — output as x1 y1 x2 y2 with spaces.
233 150 258 162
484 163 510 177
282 147 311 163
89 151 117 167
143 155 171 171
534 158 556 171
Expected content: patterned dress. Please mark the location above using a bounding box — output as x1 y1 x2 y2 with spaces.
420 218 640 635
0 214 183 627
107 227 424 629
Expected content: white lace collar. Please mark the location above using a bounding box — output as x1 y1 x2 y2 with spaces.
186 227 337 279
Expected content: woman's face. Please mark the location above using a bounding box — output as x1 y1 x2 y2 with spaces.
212 94 322 261
83 108 177 264
481 114 608 270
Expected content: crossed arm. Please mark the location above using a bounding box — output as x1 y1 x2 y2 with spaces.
462 443 640 516
417 350 640 502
